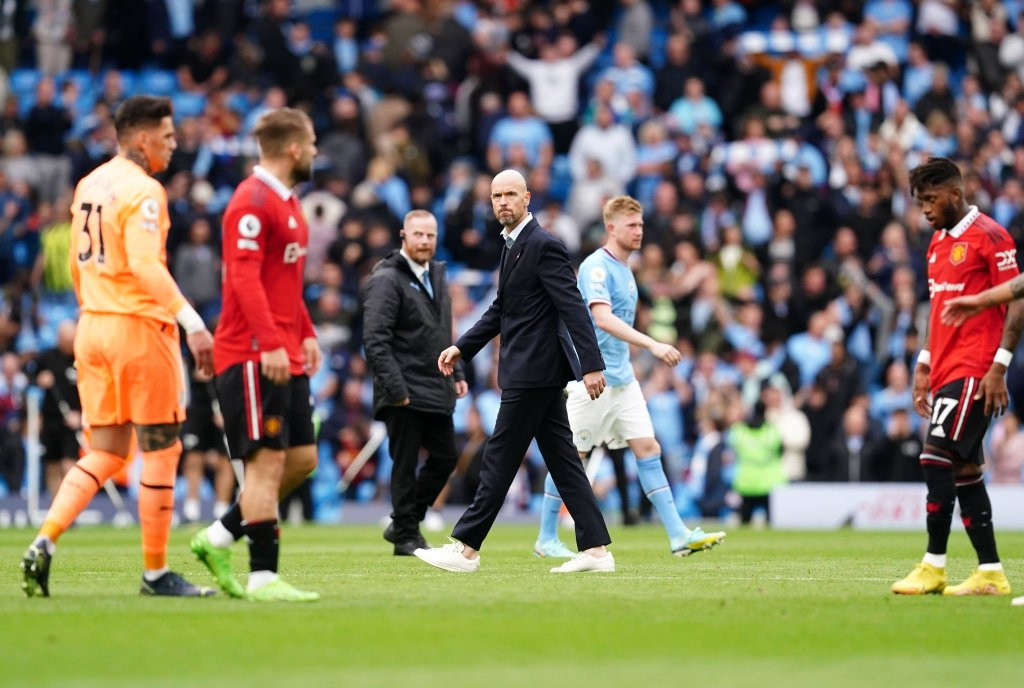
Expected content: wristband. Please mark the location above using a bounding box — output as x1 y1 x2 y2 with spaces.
916 350 931 368
175 303 206 335
994 347 1014 368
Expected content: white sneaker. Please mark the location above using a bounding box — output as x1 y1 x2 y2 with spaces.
1012 596 1024 607
413 539 480 573
550 550 615 573
423 509 445 532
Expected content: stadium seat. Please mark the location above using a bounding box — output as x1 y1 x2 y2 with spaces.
138 70 178 96
307 8 342 43
172 92 208 118
9 68 39 95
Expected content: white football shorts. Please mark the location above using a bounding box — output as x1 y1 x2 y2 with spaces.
565 378 654 452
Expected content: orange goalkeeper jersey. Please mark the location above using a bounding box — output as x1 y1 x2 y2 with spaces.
69 156 186 326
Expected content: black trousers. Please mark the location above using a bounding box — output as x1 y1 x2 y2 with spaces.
383 407 458 540
452 386 611 551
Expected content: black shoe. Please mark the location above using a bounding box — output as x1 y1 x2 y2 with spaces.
21 542 52 598
394 538 429 556
140 570 216 597
385 523 427 549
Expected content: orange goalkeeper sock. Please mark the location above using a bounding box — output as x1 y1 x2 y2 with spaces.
138 441 181 572
39 450 125 543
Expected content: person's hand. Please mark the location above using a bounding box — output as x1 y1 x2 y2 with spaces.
912 363 932 419
261 346 291 385
64 410 82 430
187 329 215 377
455 380 469 398
301 336 322 376
649 341 682 366
941 294 987 327
583 370 606 400
36 370 54 389
976 366 1010 417
438 346 462 376
395 397 411 406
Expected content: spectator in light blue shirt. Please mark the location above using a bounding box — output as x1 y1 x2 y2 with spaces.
668 77 723 136
486 91 553 172
902 42 935 106
787 312 834 388
710 0 747 30
865 0 913 63
333 19 359 75
598 42 654 99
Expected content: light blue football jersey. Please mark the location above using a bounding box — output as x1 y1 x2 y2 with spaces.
577 248 637 386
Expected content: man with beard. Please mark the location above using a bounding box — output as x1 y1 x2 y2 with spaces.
891 157 1023 597
190 109 321 602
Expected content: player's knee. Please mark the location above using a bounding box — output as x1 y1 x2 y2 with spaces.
287 445 317 476
136 423 183 452
633 438 660 458
140 439 182 485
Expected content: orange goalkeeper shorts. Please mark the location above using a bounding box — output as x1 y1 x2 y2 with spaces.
75 312 186 426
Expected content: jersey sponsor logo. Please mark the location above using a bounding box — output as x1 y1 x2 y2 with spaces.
283 242 307 264
996 249 1018 271
238 213 261 239
928 279 966 298
949 242 968 265
140 197 160 220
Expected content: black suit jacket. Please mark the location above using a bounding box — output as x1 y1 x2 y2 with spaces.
456 218 604 389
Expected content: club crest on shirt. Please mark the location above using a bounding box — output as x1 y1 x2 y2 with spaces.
950 242 968 265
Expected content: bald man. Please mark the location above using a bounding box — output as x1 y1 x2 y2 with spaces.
421 169 614 574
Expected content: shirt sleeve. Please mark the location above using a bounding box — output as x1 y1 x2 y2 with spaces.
123 186 187 315
222 202 284 350
580 262 612 306
986 229 1020 286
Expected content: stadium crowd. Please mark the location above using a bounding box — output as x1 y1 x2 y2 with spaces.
3 0 1024 526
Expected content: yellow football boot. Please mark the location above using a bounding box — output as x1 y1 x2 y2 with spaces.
942 568 1011 596
891 562 946 595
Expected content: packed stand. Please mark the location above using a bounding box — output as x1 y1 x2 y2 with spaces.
2 0 1024 525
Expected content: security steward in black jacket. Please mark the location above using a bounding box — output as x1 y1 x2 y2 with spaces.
361 210 467 555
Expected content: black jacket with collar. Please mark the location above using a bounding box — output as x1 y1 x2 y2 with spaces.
456 217 604 389
361 249 463 419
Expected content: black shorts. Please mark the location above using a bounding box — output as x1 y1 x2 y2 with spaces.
214 361 314 461
180 411 223 454
924 376 990 465
41 422 79 463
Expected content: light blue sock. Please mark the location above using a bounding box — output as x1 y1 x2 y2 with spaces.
636 456 688 542
538 473 562 542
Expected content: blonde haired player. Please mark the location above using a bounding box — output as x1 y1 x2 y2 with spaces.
21 96 216 597
534 196 726 558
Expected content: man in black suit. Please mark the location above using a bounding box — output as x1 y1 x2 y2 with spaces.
414 169 614 574
362 210 467 555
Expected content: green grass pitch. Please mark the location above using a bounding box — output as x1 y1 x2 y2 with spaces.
2 524 1022 688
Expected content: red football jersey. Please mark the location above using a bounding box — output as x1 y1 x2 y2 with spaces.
214 166 315 376
926 208 1019 391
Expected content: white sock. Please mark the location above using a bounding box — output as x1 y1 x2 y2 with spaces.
143 567 169 582
207 519 235 548
923 553 946 568
34 536 55 556
247 570 278 591
213 501 229 519
979 562 1003 572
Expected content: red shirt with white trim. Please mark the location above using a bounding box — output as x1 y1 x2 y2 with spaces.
213 166 315 376
926 207 1019 391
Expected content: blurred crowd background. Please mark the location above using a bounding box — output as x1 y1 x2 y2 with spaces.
3 0 1024 526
